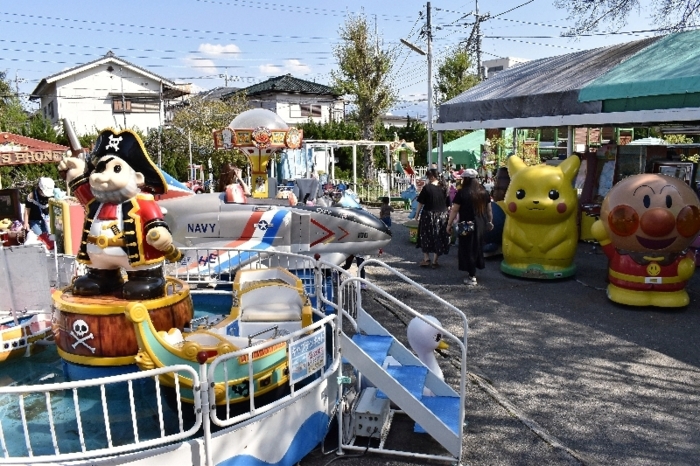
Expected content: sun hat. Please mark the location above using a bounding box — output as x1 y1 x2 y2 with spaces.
38 177 55 197
461 168 478 179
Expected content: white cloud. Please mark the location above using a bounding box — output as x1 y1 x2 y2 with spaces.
183 57 219 75
258 60 311 76
198 43 241 57
284 59 311 74
259 63 284 75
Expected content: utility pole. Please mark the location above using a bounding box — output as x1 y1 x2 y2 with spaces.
426 1 433 167
120 67 127 129
476 0 483 80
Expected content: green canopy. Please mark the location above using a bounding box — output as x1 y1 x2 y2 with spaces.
432 130 484 169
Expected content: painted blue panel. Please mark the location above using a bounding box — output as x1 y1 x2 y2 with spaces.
414 395 461 434
351 335 393 366
376 365 427 400
217 411 330 466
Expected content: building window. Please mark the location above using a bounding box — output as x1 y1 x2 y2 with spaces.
112 97 160 114
47 101 55 119
113 98 132 113
300 104 321 118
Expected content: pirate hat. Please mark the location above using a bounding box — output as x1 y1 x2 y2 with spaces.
89 128 167 194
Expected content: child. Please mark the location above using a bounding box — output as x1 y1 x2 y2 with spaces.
379 197 394 228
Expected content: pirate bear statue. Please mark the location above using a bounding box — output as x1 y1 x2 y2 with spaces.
58 129 180 300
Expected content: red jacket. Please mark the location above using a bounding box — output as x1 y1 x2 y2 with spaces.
601 242 694 292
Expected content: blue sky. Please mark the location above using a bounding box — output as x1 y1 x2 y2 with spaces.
1 0 657 119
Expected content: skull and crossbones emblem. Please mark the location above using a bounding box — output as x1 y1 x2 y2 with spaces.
70 319 96 353
106 135 123 152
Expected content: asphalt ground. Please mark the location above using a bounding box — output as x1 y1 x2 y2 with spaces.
299 206 700 466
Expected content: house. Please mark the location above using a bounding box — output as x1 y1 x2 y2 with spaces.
224 74 344 125
381 114 413 128
482 57 529 78
30 51 190 136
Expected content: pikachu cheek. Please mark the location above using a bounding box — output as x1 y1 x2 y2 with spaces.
557 202 568 214
508 202 517 213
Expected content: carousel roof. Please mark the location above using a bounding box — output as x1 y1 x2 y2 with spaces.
229 108 289 130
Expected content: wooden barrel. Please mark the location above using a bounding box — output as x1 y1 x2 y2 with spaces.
53 277 193 367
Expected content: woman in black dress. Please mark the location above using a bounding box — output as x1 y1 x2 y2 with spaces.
446 169 493 286
415 169 451 268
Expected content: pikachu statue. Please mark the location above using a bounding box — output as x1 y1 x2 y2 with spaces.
498 155 581 279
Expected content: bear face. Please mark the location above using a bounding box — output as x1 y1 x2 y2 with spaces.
503 155 581 225
600 173 700 253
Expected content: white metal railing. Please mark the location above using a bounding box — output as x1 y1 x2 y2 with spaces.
0 365 202 464
336 259 468 463
206 314 338 428
0 249 344 465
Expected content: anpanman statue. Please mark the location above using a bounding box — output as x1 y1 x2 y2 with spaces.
592 173 700 307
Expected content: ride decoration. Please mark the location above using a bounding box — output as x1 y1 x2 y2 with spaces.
58 128 181 300
213 109 304 198
591 173 700 307
498 155 581 279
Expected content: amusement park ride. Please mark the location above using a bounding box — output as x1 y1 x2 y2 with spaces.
0 110 467 466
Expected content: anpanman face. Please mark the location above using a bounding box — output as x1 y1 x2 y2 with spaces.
600 174 700 252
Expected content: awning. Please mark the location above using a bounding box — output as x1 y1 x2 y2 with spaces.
432 130 484 168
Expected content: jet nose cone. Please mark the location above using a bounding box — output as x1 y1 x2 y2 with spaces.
355 209 392 237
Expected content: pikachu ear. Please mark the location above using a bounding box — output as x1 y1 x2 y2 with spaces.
559 155 581 182
507 155 527 175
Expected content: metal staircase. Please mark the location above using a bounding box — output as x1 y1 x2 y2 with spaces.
337 261 468 464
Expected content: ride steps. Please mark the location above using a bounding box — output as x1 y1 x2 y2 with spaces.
341 310 463 458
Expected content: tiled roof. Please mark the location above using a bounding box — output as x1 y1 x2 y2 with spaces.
228 74 340 98
197 86 241 101
0 132 69 151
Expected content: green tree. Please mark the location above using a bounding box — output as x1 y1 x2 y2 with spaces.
331 13 397 178
143 93 249 182
554 0 700 34
23 114 59 143
0 71 28 133
434 46 480 109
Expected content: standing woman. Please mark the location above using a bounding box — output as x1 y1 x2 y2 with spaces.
447 169 493 286
415 168 451 268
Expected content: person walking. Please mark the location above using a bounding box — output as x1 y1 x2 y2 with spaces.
415 168 451 268
379 196 394 228
446 169 493 286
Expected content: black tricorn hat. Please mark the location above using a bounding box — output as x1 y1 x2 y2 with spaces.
89 128 167 194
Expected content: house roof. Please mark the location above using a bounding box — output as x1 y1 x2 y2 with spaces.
0 132 69 152
197 86 241 101
30 51 190 100
228 74 340 98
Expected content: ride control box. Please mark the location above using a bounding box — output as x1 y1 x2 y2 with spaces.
352 387 391 438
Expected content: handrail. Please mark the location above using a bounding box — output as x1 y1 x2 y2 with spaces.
207 314 338 428
0 365 202 464
341 258 469 462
